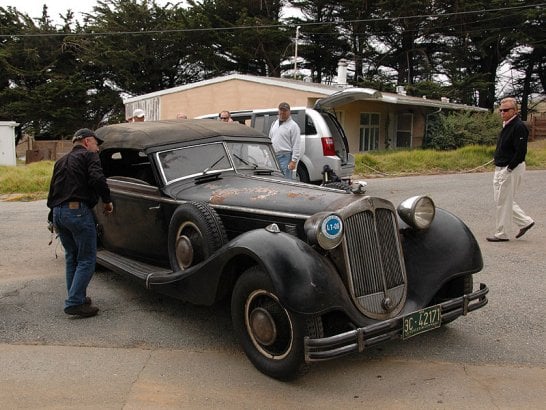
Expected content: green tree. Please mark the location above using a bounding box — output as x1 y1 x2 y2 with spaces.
0 5 118 138
186 0 291 77
288 1 350 83
433 0 535 109
83 0 203 97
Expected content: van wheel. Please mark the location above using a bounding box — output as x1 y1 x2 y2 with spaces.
167 202 227 271
296 163 310 183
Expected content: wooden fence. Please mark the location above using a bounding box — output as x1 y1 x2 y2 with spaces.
17 139 72 164
528 116 546 141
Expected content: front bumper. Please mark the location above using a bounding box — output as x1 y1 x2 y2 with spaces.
305 283 489 362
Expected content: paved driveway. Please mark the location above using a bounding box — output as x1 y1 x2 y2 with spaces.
1 171 544 409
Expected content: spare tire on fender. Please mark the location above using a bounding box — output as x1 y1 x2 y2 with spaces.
168 201 227 271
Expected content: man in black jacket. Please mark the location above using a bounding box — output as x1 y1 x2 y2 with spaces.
47 128 113 317
486 97 535 242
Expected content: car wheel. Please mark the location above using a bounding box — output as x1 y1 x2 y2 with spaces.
434 274 473 325
231 266 323 380
168 202 227 271
296 163 310 183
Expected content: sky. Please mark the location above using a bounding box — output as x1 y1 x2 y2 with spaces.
0 1 175 23
1 1 96 21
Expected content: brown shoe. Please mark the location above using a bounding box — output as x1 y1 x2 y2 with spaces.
515 222 535 239
84 296 92 305
486 236 509 242
64 304 99 317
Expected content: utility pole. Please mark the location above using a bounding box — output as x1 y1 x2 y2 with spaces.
293 26 301 79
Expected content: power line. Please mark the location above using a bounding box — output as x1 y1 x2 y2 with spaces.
0 3 543 38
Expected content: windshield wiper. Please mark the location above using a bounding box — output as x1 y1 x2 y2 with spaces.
202 155 225 173
253 168 275 175
233 153 258 169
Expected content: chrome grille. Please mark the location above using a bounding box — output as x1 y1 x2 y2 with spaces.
341 199 407 319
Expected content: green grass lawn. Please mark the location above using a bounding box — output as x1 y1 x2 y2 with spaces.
2 141 545 200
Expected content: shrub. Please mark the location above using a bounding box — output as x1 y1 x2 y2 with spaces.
424 111 499 150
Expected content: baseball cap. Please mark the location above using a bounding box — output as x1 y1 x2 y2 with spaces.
72 128 103 145
278 102 290 111
133 108 145 118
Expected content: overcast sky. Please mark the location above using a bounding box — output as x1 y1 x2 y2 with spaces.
0 1 175 23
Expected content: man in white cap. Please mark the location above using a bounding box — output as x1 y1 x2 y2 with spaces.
131 108 145 122
268 102 301 179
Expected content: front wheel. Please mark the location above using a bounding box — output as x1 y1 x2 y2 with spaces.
434 274 473 325
231 266 322 380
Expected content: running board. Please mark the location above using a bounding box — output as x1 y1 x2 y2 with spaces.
96 249 173 284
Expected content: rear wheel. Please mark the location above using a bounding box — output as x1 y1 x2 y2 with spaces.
296 163 310 183
231 266 322 380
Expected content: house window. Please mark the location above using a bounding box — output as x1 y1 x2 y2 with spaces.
359 113 380 151
396 113 413 148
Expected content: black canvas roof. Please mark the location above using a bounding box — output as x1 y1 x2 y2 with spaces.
96 119 267 151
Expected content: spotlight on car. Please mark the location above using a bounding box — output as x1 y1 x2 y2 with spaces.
397 195 435 230
304 212 344 250
350 180 367 194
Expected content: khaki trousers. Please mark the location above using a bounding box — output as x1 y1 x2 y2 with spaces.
493 162 533 239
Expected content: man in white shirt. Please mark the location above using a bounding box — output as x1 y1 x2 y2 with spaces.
268 102 301 179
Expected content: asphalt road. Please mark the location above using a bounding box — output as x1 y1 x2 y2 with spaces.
1 171 545 409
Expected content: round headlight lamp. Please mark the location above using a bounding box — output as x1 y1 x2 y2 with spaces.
304 212 344 250
397 195 435 230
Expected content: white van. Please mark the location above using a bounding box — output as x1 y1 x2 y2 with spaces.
197 107 355 183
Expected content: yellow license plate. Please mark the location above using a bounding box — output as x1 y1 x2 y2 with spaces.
402 305 441 339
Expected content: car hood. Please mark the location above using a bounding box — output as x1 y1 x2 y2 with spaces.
163 174 359 217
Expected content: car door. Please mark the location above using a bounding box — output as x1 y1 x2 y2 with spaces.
97 149 169 265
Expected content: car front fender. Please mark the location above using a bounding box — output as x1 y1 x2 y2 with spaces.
400 208 483 308
223 229 355 315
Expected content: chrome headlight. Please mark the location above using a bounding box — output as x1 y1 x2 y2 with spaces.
304 212 344 250
397 195 435 230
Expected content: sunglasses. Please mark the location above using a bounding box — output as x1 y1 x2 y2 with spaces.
499 108 514 113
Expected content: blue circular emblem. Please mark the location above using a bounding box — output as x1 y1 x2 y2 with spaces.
321 215 343 240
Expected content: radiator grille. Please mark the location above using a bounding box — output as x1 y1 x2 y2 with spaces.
342 202 407 319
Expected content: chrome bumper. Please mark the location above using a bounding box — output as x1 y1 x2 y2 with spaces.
304 283 489 362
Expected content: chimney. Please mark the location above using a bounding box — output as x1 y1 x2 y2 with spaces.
337 59 348 86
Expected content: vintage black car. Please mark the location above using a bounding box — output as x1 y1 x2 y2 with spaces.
94 120 488 380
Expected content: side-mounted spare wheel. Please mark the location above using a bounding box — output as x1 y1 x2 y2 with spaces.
168 201 227 271
231 266 323 380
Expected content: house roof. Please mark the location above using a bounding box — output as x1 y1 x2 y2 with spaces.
124 73 487 112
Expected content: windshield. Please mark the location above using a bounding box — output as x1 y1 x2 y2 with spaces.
226 142 279 172
158 142 232 183
156 141 280 184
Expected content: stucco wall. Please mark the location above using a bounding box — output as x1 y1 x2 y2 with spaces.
159 79 326 119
